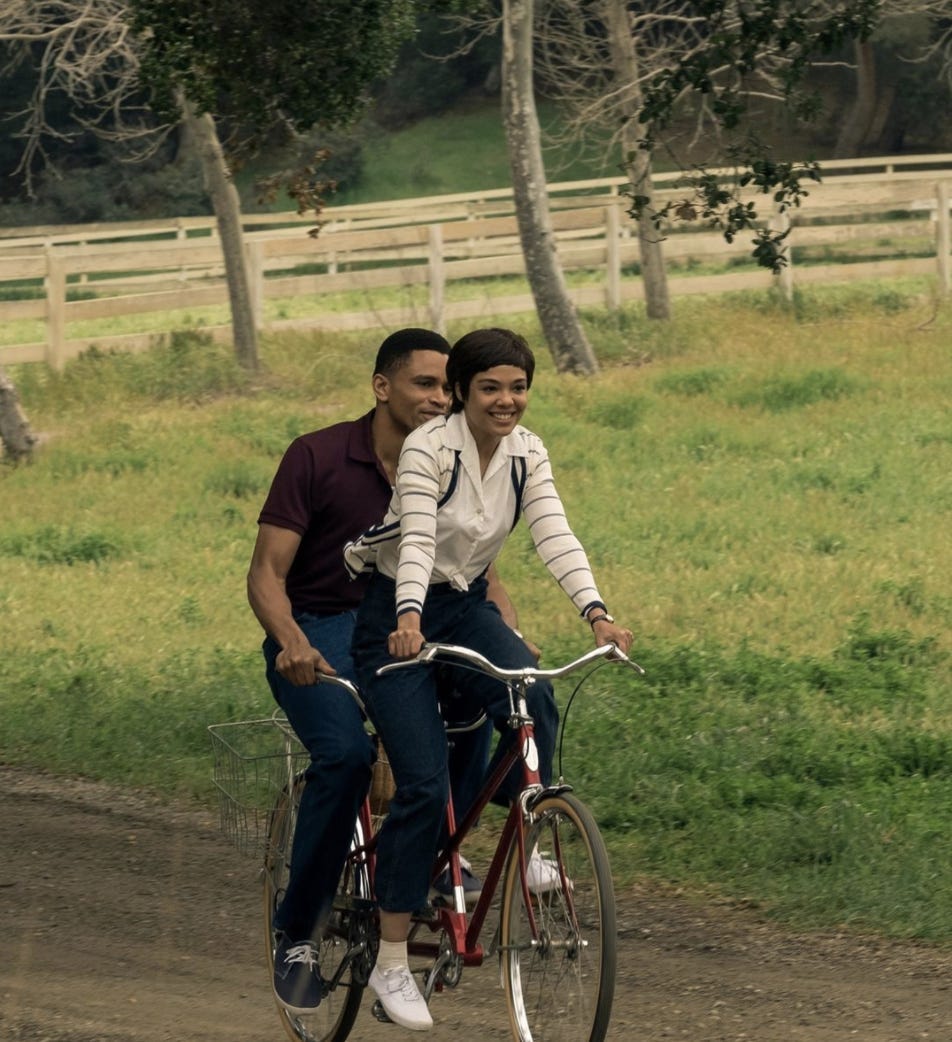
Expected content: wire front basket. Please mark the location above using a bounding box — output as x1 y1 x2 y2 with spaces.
208 714 307 858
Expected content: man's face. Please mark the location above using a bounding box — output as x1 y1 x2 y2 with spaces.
376 349 451 434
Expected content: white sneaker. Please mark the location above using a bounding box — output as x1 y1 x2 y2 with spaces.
526 849 572 895
369 964 433 1031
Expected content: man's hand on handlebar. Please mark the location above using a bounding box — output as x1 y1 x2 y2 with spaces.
276 637 337 687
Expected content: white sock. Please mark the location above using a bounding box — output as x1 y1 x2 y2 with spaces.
376 939 408 972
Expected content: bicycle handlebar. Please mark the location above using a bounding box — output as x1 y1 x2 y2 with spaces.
376 641 645 682
314 671 365 711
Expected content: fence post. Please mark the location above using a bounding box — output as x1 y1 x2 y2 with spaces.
245 239 264 329
937 182 951 297
45 248 67 370
605 204 621 310
771 205 794 301
177 218 188 282
428 223 445 334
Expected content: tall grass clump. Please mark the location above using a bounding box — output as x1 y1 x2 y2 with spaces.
13 330 250 414
3 283 951 942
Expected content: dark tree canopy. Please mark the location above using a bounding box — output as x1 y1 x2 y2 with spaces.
129 0 419 133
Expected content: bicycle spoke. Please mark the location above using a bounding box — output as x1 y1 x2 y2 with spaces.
501 793 616 1042
263 782 369 1042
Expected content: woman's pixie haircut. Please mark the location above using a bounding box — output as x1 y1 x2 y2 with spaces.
447 327 535 413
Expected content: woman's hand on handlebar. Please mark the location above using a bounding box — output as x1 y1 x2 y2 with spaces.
591 617 634 656
388 610 426 660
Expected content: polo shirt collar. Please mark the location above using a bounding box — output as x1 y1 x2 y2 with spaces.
347 409 378 463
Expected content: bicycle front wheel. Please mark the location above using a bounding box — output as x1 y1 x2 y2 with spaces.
263 779 368 1042
500 792 617 1042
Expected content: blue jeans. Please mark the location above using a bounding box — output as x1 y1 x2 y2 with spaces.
264 610 493 940
351 573 559 915
264 611 372 941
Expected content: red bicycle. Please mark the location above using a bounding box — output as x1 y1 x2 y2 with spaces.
261 641 644 1042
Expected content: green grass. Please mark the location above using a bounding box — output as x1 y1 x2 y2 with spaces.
237 100 622 209
2 284 952 942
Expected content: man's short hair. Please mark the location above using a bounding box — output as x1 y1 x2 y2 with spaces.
373 328 451 377
447 328 536 413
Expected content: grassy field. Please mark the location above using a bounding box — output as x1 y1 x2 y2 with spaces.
3 278 951 941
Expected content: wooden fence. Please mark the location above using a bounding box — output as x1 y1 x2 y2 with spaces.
1 153 950 368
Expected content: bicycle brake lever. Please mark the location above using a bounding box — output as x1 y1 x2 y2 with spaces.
417 643 440 663
607 643 646 676
375 642 440 676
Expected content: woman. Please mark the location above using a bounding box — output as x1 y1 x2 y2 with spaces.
345 327 633 1031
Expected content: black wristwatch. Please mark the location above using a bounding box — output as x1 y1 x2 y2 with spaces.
589 613 614 627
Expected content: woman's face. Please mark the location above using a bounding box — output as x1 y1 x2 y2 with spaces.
460 365 529 444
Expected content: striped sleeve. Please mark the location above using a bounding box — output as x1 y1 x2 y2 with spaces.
342 511 400 578
521 438 605 618
393 439 443 615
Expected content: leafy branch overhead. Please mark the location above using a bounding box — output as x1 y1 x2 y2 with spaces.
628 144 823 274
625 0 882 272
254 150 337 236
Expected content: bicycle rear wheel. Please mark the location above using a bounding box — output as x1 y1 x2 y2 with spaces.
500 792 617 1042
263 778 369 1042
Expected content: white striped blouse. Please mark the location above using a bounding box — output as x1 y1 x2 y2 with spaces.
344 412 606 622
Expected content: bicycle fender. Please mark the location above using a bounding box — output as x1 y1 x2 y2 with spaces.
526 783 574 810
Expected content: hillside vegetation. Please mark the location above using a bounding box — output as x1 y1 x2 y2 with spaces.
3 278 951 940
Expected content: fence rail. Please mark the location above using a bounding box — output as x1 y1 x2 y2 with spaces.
1 153 951 368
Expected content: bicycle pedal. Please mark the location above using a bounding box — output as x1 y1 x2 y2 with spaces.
371 999 393 1024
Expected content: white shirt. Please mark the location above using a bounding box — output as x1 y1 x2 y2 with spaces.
344 412 605 620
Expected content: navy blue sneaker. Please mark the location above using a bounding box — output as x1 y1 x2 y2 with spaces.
429 857 482 907
273 933 324 1014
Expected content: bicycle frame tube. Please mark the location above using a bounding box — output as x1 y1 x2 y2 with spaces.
422 709 545 961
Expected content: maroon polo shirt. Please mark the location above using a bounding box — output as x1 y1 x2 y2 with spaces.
257 409 391 615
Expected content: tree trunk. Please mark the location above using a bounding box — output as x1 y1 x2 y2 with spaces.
0 366 37 463
179 97 259 370
603 0 670 321
834 40 878 159
502 0 598 375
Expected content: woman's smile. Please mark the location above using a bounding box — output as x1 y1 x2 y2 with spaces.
462 365 528 446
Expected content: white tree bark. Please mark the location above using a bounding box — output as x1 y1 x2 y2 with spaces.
602 0 670 320
180 97 258 370
502 0 598 374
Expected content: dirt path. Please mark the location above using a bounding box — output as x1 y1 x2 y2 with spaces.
2 765 951 1042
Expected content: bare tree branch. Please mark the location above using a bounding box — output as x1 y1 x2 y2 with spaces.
0 0 171 194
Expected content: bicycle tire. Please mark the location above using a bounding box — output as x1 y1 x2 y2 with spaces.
500 792 617 1042
263 778 368 1042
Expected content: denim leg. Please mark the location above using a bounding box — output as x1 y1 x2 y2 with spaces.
352 573 559 911
352 574 451 913
264 611 374 940
364 664 449 913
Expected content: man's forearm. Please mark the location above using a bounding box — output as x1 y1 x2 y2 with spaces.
247 570 307 650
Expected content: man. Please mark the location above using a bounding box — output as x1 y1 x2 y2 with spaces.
247 328 521 1016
